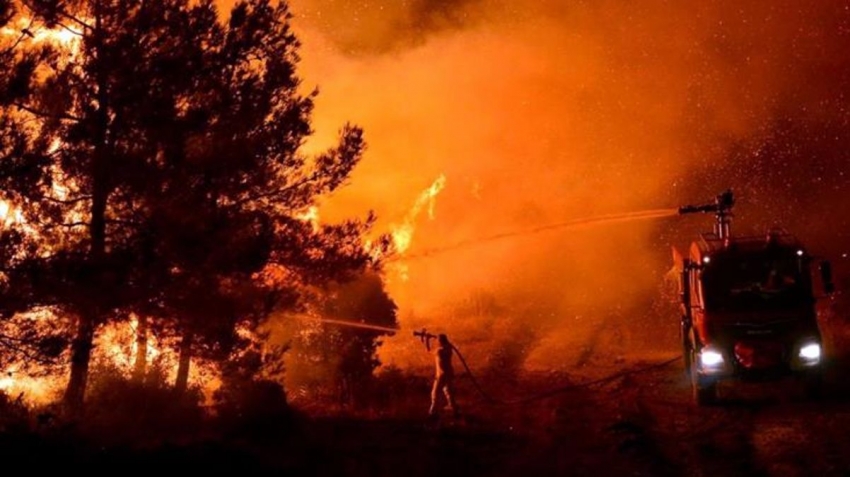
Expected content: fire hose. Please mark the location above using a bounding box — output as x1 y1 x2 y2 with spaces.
416 328 682 406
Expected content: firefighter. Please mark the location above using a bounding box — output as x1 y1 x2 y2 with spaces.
426 333 459 418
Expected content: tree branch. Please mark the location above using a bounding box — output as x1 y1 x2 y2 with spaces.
0 334 60 365
60 221 88 228
43 195 92 205
13 102 81 122
1 27 31 56
225 172 318 209
19 0 93 31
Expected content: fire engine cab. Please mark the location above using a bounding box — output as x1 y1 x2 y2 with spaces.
673 190 835 405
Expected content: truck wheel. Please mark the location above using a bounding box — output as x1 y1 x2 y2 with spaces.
690 352 717 406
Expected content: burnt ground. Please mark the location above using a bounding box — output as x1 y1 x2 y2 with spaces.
4 309 850 476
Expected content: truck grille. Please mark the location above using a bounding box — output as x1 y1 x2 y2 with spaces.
733 340 785 369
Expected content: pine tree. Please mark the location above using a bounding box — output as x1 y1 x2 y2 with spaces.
0 0 382 411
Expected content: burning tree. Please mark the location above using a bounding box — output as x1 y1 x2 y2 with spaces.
0 0 381 413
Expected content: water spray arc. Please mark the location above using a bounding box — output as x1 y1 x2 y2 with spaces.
391 208 679 261
318 318 399 334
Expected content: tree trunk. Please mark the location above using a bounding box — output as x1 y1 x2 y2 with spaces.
132 314 148 382
63 313 95 414
62 175 108 413
63 6 111 415
174 331 194 394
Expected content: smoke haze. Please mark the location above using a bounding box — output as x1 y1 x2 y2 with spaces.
270 0 850 372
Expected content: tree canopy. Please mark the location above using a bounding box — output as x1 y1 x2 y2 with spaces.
0 0 383 411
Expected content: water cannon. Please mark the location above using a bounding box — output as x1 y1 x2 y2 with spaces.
679 189 735 240
414 328 436 341
414 328 437 349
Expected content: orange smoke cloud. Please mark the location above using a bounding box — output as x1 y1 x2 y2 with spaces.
284 0 850 372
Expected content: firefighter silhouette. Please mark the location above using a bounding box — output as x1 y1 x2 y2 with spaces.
426 333 459 418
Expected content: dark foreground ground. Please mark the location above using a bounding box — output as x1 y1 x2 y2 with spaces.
7 360 850 477
4 308 850 476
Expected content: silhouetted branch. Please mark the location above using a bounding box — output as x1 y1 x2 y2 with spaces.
29 217 88 229
226 172 318 209
13 102 81 122
1 28 30 56
57 221 87 228
19 0 92 31
43 195 91 205
226 187 286 209
56 22 84 37
0 333 59 365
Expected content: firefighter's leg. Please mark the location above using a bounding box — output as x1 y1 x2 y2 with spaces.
429 377 443 415
443 378 458 415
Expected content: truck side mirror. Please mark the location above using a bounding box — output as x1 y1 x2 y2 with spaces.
820 260 835 294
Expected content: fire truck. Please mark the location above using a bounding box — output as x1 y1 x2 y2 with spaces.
673 190 835 405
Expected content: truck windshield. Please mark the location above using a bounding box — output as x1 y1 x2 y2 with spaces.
701 254 812 312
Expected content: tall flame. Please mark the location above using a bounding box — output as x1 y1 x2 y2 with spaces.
375 174 446 282
390 174 446 255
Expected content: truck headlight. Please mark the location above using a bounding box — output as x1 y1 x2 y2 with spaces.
700 348 725 368
799 342 821 363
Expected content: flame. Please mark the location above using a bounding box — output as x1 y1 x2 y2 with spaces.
367 174 446 281
1 17 84 55
0 15 83 235
0 310 65 404
0 367 62 403
0 200 23 227
0 313 228 406
390 174 446 255
295 205 320 231
97 315 166 371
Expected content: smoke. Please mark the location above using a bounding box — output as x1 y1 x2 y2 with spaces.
278 0 850 373
288 0 484 55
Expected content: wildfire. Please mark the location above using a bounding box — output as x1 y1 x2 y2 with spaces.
0 14 83 234
295 205 321 231
98 315 165 371
0 311 221 406
0 367 61 404
0 309 66 404
390 174 446 255
367 174 447 281
1 16 84 55
0 200 24 227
